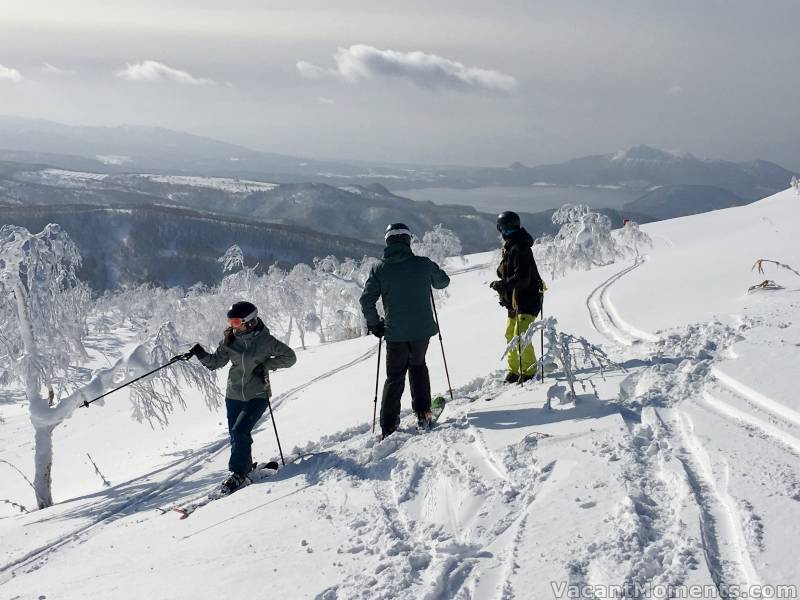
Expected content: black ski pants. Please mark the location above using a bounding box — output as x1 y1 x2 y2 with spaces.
226 398 268 476
380 339 431 434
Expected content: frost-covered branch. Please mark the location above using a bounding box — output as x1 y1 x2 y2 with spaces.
752 258 800 279
1 499 29 514
128 322 219 427
86 453 111 488
502 316 626 405
0 458 36 494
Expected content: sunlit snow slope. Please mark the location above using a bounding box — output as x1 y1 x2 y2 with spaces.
1 189 799 599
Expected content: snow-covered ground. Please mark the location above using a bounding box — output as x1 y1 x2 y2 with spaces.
1 189 799 599
136 174 279 193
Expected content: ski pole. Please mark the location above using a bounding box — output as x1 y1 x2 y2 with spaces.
79 353 190 408
513 289 523 386
372 338 382 434
266 397 285 467
430 290 455 404
540 292 545 382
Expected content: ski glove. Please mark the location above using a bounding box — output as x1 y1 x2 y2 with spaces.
368 320 386 339
489 280 506 292
189 343 208 359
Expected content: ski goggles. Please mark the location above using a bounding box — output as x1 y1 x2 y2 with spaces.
227 308 258 328
498 227 517 237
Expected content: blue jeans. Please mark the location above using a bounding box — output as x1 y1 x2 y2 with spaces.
226 398 268 475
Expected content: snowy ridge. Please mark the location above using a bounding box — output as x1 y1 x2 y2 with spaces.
1 190 800 598
136 174 279 193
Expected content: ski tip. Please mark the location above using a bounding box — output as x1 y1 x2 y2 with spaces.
173 507 190 520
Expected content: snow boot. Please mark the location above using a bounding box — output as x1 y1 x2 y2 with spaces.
220 472 248 496
416 411 433 430
504 372 519 384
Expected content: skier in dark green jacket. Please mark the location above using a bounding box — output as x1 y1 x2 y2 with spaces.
360 223 451 438
189 301 296 494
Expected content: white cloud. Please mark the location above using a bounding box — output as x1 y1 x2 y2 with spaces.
0 64 22 83
297 44 517 93
318 96 336 105
115 60 215 85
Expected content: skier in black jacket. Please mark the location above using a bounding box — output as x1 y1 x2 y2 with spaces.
489 211 544 383
360 223 450 438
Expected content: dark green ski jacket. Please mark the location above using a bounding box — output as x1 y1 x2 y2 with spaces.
199 320 296 401
360 244 451 342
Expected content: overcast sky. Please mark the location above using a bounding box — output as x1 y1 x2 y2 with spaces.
1 0 799 168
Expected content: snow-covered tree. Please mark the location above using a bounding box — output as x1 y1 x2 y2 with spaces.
0 224 90 507
0 224 216 508
791 175 800 196
534 205 624 278
616 220 653 258
503 316 625 405
217 244 245 273
285 263 319 348
411 224 463 267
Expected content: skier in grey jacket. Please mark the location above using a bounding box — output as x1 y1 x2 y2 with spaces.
189 301 296 494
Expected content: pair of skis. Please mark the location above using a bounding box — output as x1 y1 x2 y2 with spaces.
158 460 279 519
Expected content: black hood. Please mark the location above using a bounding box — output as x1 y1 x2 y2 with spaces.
503 227 534 248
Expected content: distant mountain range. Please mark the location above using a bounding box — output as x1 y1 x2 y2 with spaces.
0 160 642 290
0 163 535 252
0 117 794 199
1 116 796 290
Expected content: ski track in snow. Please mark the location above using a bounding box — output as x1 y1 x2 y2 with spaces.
671 409 762 590
703 368 800 456
586 258 660 347
584 253 777 595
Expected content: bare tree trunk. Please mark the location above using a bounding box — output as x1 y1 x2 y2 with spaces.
32 424 55 508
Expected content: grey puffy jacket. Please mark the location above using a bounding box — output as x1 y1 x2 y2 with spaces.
199 320 296 401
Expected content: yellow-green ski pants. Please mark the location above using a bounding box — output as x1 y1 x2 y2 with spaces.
505 314 537 375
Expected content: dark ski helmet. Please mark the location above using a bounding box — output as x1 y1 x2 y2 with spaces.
496 211 521 233
227 301 258 325
384 222 412 245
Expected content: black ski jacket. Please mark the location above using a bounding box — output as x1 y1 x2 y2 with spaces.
496 228 543 317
